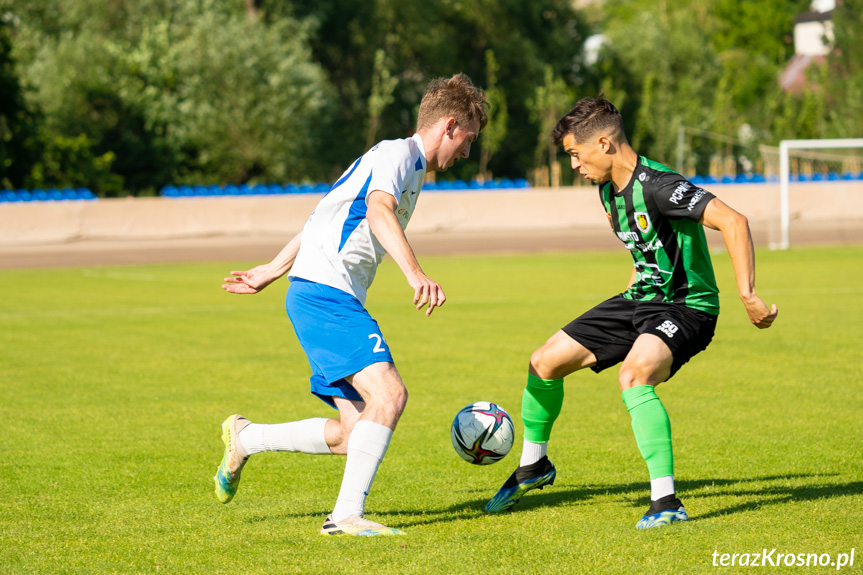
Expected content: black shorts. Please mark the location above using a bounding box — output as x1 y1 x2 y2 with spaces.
561 295 718 379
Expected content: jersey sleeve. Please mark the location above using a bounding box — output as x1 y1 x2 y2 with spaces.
364 140 413 204
650 172 715 221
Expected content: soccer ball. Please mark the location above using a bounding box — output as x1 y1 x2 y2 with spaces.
450 401 515 465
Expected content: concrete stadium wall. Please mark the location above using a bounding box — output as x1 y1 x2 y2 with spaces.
1 182 861 247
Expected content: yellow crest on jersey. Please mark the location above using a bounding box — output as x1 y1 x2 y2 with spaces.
635 211 651 233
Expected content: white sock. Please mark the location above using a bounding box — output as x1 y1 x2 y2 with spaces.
651 475 675 501
331 420 393 522
238 419 331 455
519 440 547 467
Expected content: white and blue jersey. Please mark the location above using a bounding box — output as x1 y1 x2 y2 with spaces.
286 134 427 407
289 133 427 305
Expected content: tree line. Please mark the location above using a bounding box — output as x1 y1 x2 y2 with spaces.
0 0 860 196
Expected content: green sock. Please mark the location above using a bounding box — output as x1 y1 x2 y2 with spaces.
621 385 674 479
521 373 564 443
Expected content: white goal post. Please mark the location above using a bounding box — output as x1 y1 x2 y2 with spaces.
776 138 863 250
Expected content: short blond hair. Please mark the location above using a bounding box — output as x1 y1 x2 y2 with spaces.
416 73 488 132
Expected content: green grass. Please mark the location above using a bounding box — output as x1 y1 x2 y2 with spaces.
1 246 861 574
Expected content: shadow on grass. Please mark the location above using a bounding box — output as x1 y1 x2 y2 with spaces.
236 473 862 530
369 473 861 529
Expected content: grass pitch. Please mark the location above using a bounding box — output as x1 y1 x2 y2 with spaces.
1 246 861 574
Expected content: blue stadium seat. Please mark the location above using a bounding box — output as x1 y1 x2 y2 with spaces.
267 184 283 195
177 185 193 197
751 173 766 183
720 175 733 184
468 179 483 189
296 184 313 194
282 184 298 194
841 172 856 180
513 178 530 188
16 190 32 202
827 171 840 181
811 173 825 181
47 188 63 201
314 183 329 194
207 185 223 196
499 178 514 189
436 180 453 190
482 180 499 189
223 184 239 196
0 190 14 202
61 188 77 200
32 189 48 201
423 182 438 191
161 185 178 197
690 175 705 184
76 188 97 200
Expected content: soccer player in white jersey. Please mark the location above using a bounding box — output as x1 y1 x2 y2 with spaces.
213 73 488 536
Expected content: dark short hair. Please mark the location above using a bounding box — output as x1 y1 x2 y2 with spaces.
551 98 625 145
417 73 489 131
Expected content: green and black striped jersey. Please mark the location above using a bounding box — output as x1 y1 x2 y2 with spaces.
600 156 719 315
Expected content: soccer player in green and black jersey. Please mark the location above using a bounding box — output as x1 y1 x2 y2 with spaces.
486 98 779 529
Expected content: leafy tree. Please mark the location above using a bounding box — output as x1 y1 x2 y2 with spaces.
9 0 843 191
366 49 399 151
597 4 720 166
528 65 571 185
478 49 508 181
30 133 123 194
825 0 863 138
0 13 41 189
276 0 589 182
16 0 334 193
713 0 808 66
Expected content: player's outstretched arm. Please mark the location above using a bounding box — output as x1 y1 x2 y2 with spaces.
700 198 778 329
366 190 445 316
222 231 303 294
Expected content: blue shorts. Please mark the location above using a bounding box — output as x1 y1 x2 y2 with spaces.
286 278 394 408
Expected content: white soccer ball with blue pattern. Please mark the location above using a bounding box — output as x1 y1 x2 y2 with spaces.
450 401 514 465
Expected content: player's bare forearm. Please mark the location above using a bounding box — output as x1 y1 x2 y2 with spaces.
700 198 778 328
266 230 303 278
222 230 302 294
367 191 446 315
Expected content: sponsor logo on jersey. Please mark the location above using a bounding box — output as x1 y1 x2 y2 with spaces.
635 237 663 253
656 320 679 338
625 238 664 253
635 262 672 286
669 182 692 205
687 188 707 211
638 172 650 182
617 231 640 242
635 211 651 233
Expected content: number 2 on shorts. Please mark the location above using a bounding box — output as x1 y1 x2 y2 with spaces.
368 333 386 353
